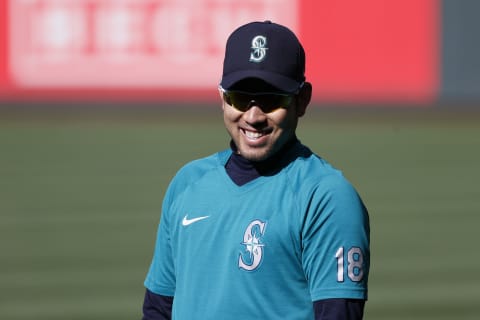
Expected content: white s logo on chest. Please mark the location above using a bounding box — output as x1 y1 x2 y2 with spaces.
238 220 267 271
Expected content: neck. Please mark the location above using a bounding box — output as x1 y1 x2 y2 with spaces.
225 138 298 186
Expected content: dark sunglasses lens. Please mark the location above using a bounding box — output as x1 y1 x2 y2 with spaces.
224 91 293 113
227 92 253 112
256 94 293 112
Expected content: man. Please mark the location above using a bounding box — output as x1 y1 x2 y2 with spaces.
142 21 370 319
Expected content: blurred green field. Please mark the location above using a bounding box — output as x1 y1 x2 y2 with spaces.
1 107 479 319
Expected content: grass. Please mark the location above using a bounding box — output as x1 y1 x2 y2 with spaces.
1 106 479 319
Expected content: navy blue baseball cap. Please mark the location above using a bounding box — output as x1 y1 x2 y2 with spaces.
220 21 306 93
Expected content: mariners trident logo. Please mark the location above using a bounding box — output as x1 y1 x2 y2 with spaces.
249 35 268 63
238 220 267 271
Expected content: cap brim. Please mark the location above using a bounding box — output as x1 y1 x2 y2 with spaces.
220 70 303 93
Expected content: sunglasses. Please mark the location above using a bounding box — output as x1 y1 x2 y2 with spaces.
219 85 302 113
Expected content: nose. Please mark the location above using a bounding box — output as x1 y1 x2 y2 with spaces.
243 102 267 123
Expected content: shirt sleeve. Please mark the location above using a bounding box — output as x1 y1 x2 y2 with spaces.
143 159 216 297
302 174 370 301
144 182 177 296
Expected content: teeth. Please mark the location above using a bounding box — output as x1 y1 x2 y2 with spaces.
245 130 263 139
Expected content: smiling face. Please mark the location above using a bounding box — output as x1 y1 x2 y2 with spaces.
221 79 311 162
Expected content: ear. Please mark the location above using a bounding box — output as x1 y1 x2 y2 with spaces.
219 87 226 111
295 82 312 117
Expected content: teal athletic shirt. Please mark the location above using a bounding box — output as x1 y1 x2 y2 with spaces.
144 141 370 320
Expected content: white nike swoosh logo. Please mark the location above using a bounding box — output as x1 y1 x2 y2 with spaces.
182 215 210 226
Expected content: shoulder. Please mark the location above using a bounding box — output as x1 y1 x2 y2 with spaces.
286 145 367 218
160 149 231 212
286 144 352 193
166 149 231 194
176 149 230 179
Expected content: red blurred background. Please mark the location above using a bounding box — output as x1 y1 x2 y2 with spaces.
0 0 440 105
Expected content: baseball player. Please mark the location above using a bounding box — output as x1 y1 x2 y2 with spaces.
142 21 370 319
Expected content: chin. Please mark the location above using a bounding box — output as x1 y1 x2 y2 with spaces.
239 148 272 162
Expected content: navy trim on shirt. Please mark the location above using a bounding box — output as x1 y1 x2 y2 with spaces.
142 290 173 320
142 289 365 320
313 298 365 319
